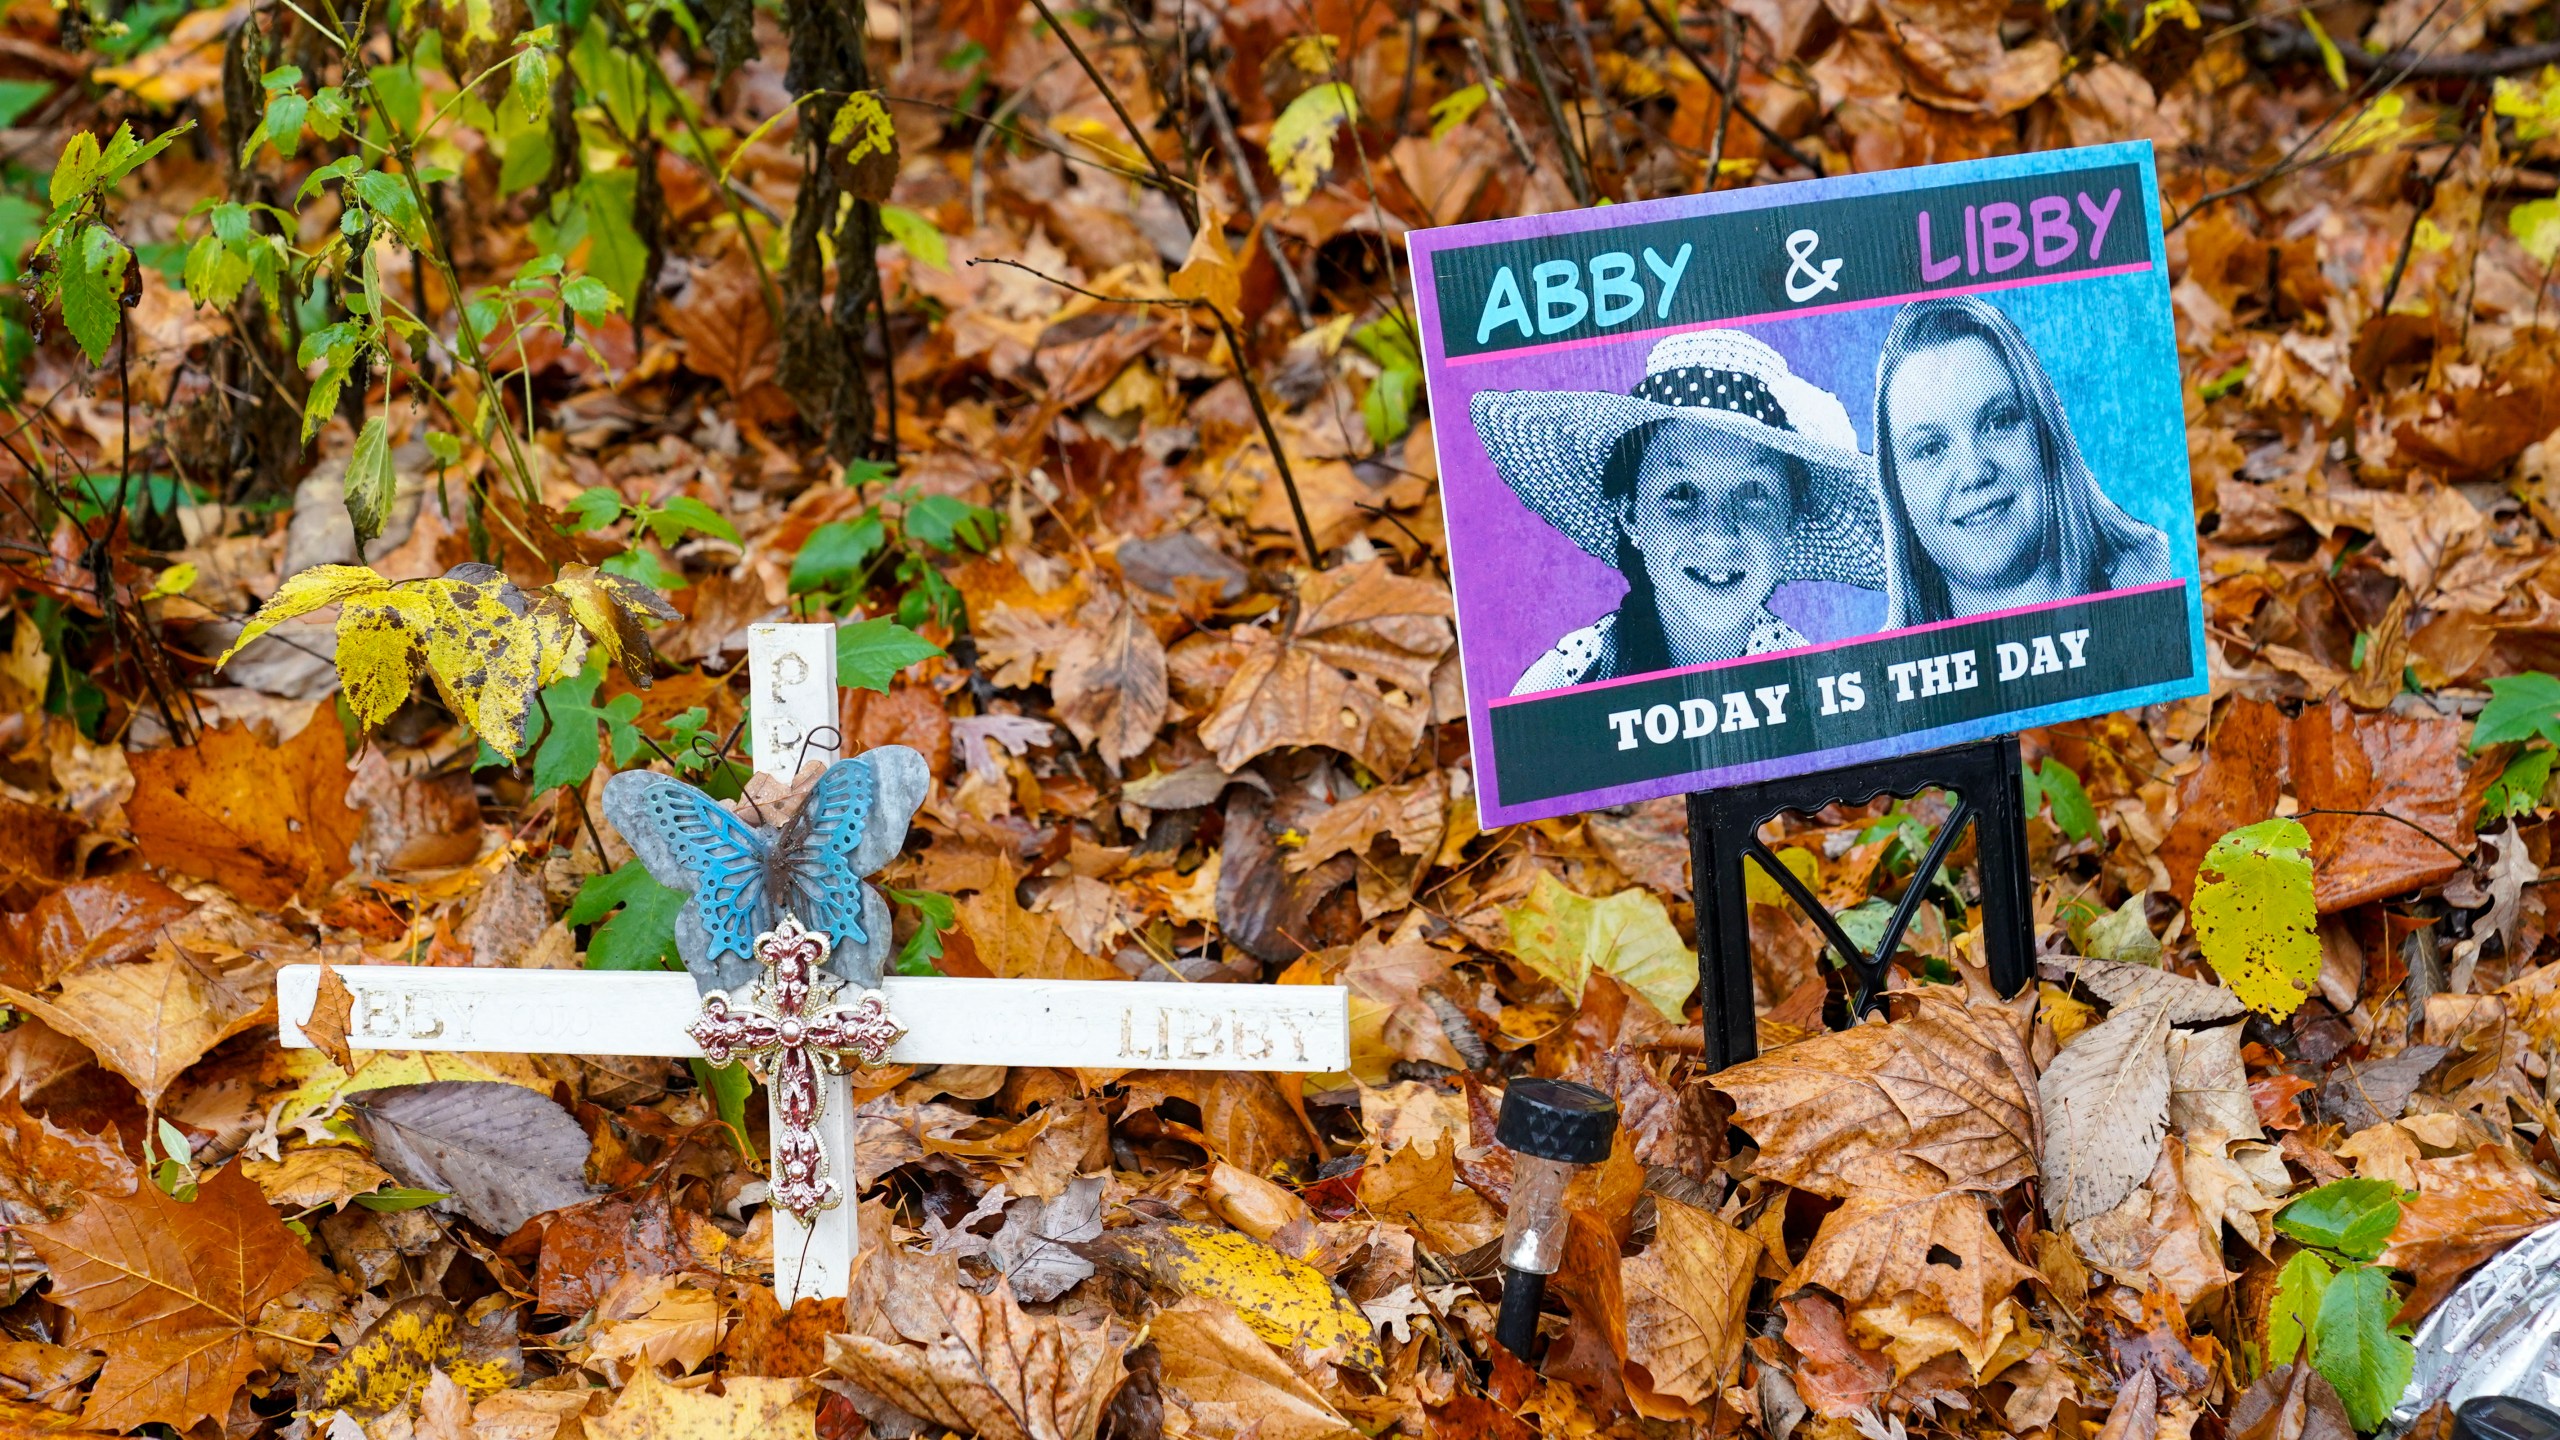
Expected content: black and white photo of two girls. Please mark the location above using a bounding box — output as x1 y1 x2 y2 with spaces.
1473 294 2180 695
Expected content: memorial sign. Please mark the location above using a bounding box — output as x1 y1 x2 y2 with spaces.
1408 142 2207 827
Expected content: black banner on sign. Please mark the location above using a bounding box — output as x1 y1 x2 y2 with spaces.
1429 163 2150 361
1485 583 2195 807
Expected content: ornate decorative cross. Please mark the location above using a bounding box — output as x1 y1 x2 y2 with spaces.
686 914 903 1220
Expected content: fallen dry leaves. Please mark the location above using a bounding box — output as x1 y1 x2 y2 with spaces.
24 1163 324 1432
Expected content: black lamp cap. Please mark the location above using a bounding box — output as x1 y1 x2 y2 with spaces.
2457 1397 2560 1440
1496 1078 1618 1164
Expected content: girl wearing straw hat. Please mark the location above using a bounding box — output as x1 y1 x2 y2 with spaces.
1872 296 2174 627
1471 331 1885 696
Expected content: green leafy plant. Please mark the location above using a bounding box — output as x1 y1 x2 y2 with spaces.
789 483 999 630
1349 312 1423 447
2472 672 2560 819
31 119 193 365
2021 757 2099 845
2268 1178 2417 1428
566 859 684 972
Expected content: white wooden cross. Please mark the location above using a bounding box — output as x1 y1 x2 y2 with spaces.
277 622 1348 1302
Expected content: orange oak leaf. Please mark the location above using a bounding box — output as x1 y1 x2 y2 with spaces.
23 1161 324 1433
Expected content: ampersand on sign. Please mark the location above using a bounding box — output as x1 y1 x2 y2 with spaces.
1784 229 1843 303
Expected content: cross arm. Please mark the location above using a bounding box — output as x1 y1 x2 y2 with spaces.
276 967 1353 1072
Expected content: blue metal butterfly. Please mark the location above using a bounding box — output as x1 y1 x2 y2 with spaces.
602 754 910 993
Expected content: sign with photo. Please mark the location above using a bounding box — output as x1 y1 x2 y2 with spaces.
1409 142 2206 828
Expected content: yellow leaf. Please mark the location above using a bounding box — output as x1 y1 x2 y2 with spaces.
2191 817 2322 1020
551 563 677 680
1266 83 1356 206
1743 846 1820 907
1105 1222 1383 1371
334 587 435 728
305 1295 518 1417
217 563 390 665
1499 870 1694 1024
830 91 894 165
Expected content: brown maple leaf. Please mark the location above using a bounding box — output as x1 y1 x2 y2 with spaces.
1788 1190 2041 1351
826 1276 1125 1440
24 1161 324 1433
1713 990 2040 1199
124 703 362 909
0 942 275 1108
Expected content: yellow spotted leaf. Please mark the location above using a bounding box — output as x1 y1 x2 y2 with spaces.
1266 83 1356 205
1097 1222 1382 1371
215 563 388 664
2191 817 2321 1020
303 1295 519 1417
550 563 678 680
1499 870 1694 1025
226 562 664 755
830 91 894 163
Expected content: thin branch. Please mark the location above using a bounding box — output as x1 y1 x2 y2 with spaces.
1633 0 1821 175
1507 0 1594 205
1195 65 1313 326
1020 0 1196 228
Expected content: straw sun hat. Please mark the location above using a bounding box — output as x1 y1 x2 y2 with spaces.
1468 331 1884 588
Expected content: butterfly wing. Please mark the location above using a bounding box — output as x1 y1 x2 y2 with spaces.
613 773 772 966
782 756 874 949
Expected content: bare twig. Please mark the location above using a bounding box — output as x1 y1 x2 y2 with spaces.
2258 25 2560 76
1021 0 1195 227
1507 0 1594 204
1634 0 1820 176
1462 37 1542 176
1706 4 1739 186
1195 65 1314 326
1557 0 1626 192
963 258 1323 564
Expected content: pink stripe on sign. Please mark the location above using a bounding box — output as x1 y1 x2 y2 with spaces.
1444 261 2160 367
1485 578 2191 708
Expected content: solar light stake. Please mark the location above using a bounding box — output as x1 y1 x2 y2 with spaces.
1494 1078 1619 1359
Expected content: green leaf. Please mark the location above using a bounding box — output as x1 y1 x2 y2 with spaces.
835 616 943 694
1429 82 1487 140
49 129 99 207
789 516 887 594
2275 1177 2405 1261
263 89 309 158
575 170 647 314
2475 672 2560 748
2268 1247 2335 1368
528 664 644 792
568 859 684 971
644 495 739 546
564 485 625 532
688 1058 757 1160
559 274 618 320
1267 82 1356 206
601 545 688 591
2309 1264 2415 1430
60 224 127 366
343 416 397 553
879 203 949 271
2484 745 2555 820
887 887 954 976
1361 365 1418 447
2511 198 2560 268
2035 758 2099 844
903 494 999 553
2191 816 2321 1019
2081 892 2163 966
0 80 50 130
423 431 462 468
353 1186 452 1212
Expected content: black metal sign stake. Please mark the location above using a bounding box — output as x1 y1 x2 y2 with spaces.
1687 734 2036 1072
